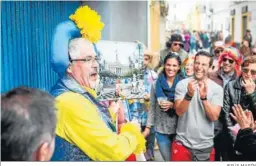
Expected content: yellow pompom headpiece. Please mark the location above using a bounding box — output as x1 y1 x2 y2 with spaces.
70 6 104 43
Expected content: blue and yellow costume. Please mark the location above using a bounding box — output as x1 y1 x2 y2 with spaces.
50 6 145 161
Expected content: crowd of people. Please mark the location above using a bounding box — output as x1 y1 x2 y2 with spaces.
1 6 256 161
141 30 256 161
172 29 255 58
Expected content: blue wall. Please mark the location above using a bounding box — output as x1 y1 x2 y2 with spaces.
1 1 81 93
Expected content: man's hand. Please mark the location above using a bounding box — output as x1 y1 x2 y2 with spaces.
244 110 256 130
242 78 256 95
109 100 121 114
230 104 251 129
187 79 198 97
198 80 207 99
142 127 150 138
159 101 174 111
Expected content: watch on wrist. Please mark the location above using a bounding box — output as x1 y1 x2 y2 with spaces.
185 93 192 101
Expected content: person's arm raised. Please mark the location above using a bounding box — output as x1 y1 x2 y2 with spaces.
199 80 222 121
175 79 197 116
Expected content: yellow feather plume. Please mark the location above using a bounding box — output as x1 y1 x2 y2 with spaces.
70 6 104 43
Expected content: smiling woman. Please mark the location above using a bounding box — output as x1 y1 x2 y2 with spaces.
163 54 182 79
146 52 183 161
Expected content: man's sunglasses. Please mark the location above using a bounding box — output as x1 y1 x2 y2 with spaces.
243 68 256 76
214 49 224 54
223 57 234 64
173 43 183 47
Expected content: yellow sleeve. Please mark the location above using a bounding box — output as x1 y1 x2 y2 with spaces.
55 92 137 161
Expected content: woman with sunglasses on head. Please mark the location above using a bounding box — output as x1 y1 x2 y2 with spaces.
221 56 256 161
144 52 183 161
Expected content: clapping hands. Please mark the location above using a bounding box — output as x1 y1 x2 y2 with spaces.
230 104 256 130
198 80 207 99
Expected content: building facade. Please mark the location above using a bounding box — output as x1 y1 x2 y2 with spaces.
149 0 168 51
106 52 130 76
208 1 256 45
229 1 256 44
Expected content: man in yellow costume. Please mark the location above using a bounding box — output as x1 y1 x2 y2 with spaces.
50 6 145 161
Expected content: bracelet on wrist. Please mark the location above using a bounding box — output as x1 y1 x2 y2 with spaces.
185 93 192 101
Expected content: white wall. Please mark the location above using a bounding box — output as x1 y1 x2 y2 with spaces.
231 1 256 44
211 1 230 38
249 2 256 45
232 3 243 43
167 1 196 30
160 17 166 50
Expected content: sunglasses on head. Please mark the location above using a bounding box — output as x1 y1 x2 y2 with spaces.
243 68 256 76
223 57 234 64
214 49 224 54
173 43 183 47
